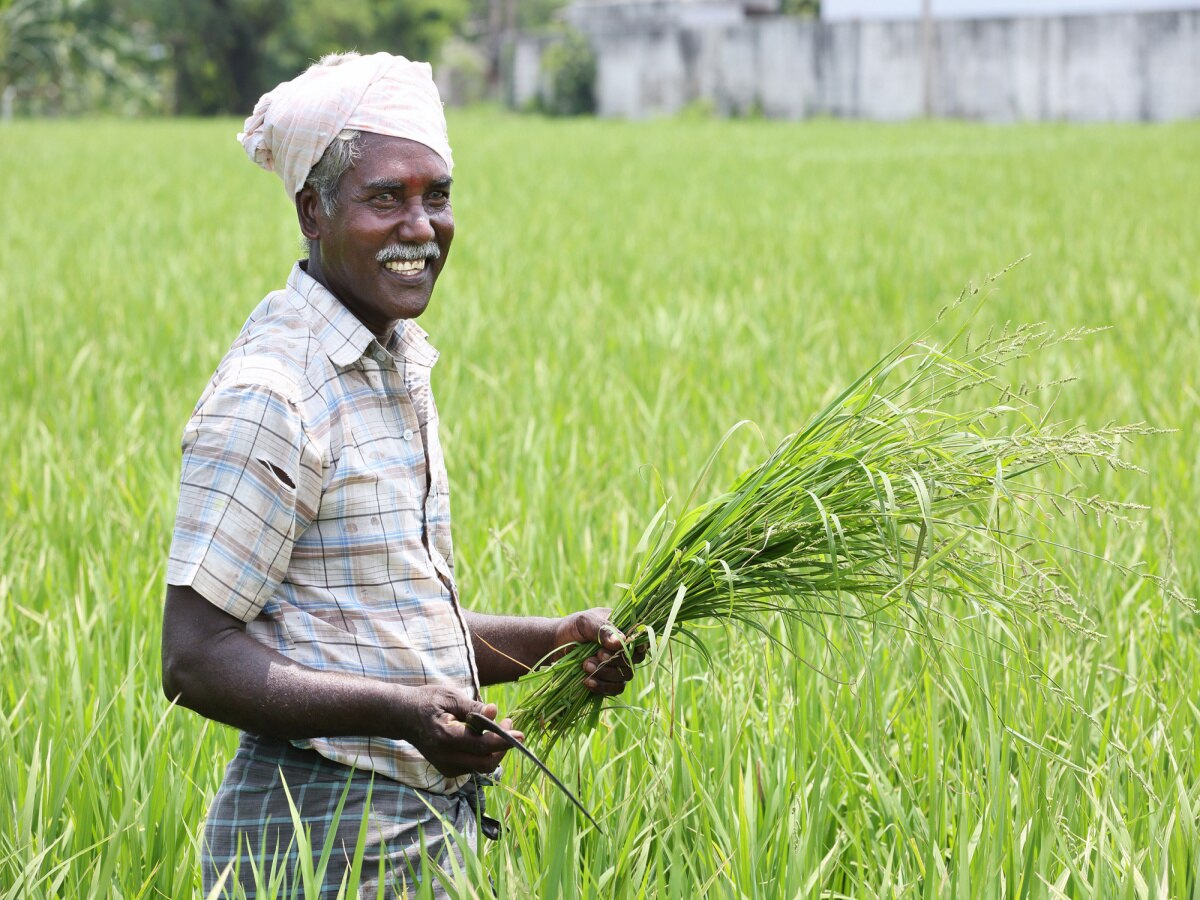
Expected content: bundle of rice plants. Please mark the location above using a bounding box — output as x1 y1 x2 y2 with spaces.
513 279 1182 749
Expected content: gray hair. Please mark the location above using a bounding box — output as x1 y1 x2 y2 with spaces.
304 128 362 216
301 51 366 216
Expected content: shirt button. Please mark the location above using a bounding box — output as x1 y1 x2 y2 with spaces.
373 350 388 364
402 429 414 441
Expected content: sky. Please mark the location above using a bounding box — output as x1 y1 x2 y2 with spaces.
822 0 1200 19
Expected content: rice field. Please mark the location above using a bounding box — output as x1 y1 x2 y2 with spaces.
1 111 1198 898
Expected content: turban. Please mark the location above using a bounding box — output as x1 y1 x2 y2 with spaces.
238 51 454 199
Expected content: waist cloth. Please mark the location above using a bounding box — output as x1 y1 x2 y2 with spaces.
201 732 488 899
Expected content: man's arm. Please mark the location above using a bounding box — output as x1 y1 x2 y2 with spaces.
161 584 518 776
464 609 638 693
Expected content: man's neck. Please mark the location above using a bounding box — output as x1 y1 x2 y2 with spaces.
299 257 395 342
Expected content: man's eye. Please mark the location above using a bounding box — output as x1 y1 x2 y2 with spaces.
428 192 450 207
374 192 397 203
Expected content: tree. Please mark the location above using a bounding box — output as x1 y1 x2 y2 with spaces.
1 0 476 117
1 0 163 118
130 0 289 116
269 0 469 80
147 0 470 116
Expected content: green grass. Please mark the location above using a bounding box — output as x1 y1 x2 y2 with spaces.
1 112 1198 897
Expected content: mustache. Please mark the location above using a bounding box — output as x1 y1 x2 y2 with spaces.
376 242 441 264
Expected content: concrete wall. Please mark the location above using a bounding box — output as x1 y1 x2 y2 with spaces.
823 0 1200 20
512 9 1200 121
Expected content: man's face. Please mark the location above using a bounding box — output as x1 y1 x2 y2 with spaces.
298 132 454 334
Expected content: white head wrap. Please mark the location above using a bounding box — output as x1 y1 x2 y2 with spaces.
238 51 454 199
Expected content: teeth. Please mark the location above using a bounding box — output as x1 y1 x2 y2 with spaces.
384 259 426 273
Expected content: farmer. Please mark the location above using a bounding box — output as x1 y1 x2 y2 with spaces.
160 51 636 897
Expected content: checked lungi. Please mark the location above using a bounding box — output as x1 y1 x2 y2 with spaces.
201 733 488 899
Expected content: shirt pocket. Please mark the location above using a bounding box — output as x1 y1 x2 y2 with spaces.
290 423 429 591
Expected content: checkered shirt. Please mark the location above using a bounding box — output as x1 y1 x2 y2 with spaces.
168 262 480 794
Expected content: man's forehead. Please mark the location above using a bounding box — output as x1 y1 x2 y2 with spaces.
358 173 453 192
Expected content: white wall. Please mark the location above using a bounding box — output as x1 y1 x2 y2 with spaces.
822 0 1200 20
516 9 1200 121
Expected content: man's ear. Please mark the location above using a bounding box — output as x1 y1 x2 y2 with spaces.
296 186 323 241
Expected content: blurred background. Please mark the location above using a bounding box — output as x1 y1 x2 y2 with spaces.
2 0 1197 122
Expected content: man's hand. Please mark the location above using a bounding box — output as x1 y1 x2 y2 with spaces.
163 584 519 777
551 608 645 697
396 688 522 778
464 608 645 690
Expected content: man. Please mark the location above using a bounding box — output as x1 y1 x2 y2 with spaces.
161 51 636 897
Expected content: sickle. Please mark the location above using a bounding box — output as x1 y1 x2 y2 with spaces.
464 711 604 833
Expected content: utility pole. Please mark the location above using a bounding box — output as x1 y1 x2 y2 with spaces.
921 0 934 118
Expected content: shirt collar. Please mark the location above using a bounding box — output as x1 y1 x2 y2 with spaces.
285 262 439 369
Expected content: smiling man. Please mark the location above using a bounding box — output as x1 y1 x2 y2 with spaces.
160 52 635 898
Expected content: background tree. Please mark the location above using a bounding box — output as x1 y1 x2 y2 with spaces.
141 0 469 116
0 0 564 118
1 0 163 118
268 0 468 86
137 0 288 116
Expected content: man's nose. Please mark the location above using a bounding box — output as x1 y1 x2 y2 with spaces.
396 198 435 243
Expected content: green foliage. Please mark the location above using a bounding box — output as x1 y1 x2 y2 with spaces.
0 0 471 117
266 0 470 90
139 0 470 115
141 0 290 115
512 0 567 30
0 0 165 116
2 114 1200 895
782 0 821 15
536 27 595 117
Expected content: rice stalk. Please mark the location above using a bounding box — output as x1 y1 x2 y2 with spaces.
513 279 1179 749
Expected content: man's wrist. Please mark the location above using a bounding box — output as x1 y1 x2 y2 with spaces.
379 682 422 742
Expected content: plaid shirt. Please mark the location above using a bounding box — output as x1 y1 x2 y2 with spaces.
168 262 480 794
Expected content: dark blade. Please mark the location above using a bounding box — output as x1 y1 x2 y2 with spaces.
464 712 604 833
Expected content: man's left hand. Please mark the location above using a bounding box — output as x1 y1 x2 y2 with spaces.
552 608 644 697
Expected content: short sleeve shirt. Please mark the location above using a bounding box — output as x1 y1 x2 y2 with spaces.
167 262 480 794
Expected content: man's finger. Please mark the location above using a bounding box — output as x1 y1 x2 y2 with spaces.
596 621 627 650
457 727 514 757
435 749 508 778
583 676 630 697
583 657 635 688
584 656 633 680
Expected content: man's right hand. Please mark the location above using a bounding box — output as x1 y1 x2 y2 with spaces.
395 687 522 778
162 584 520 777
